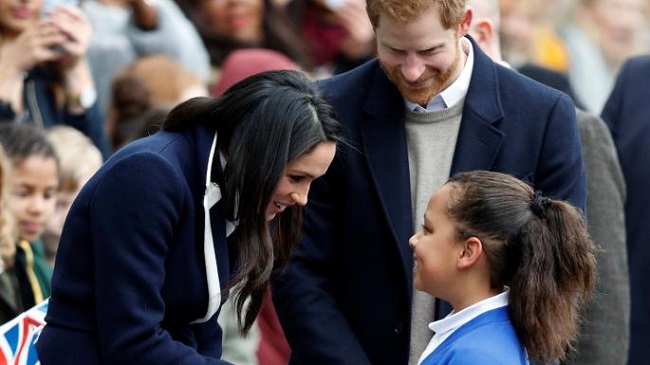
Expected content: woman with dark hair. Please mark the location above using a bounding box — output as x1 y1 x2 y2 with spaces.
410 170 597 365
175 0 313 75
35 69 342 364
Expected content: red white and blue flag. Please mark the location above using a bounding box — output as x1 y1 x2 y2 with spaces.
0 299 48 365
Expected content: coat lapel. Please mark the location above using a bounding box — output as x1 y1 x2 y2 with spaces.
361 68 414 273
451 37 505 175
191 125 229 322
192 125 227 241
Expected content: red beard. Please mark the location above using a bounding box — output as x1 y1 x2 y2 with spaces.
381 41 462 107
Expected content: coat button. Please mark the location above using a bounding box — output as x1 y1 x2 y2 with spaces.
394 320 404 334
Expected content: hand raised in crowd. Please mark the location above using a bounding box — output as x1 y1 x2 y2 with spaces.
331 0 375 61
0 20 61 113
44 5 92 69
43 5 96 115
0 21 65 79
0 4 93 113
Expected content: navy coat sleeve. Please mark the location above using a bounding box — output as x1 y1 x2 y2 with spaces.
531 93 586 212
87 152 229 364
39 148 228 365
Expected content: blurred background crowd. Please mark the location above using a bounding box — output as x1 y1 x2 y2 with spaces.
0 0 648 364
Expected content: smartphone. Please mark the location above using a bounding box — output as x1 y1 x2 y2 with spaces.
41 0 79 18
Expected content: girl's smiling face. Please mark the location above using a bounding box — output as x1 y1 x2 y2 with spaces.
9 155 59 242
408 183 461 299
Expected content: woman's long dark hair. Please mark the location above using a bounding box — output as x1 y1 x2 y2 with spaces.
163 70 341 332
446 171 596 363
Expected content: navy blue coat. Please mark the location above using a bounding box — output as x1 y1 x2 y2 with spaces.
600 55 650 365
36 123 234 364
271 37 586 365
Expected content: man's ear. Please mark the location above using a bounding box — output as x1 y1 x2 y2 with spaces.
458 8 473 37
457 236 483 270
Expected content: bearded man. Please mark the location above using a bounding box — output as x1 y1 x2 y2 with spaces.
271 1 586 364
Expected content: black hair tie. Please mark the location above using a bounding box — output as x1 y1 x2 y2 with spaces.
531 190 552 217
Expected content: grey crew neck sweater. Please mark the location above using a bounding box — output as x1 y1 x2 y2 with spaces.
404 98 465 365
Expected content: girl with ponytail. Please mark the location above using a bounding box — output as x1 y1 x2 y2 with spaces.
410 170 597 365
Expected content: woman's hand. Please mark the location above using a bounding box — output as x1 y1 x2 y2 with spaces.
46 5 92 68
0 21 64 75
0 20 64 113
46 5 97 113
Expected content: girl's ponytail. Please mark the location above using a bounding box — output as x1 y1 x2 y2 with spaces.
447 171 597 364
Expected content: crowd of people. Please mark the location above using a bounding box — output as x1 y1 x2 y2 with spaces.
0 0 648 364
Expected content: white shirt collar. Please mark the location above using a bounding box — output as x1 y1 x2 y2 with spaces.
406 37 474 113
417 288 509 364
429 288 509 334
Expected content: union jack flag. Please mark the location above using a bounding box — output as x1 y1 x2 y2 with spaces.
0 299 48 365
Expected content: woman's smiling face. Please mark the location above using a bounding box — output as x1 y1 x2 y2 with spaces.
265 142 336 221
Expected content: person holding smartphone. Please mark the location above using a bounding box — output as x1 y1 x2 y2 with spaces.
0 0 110 158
